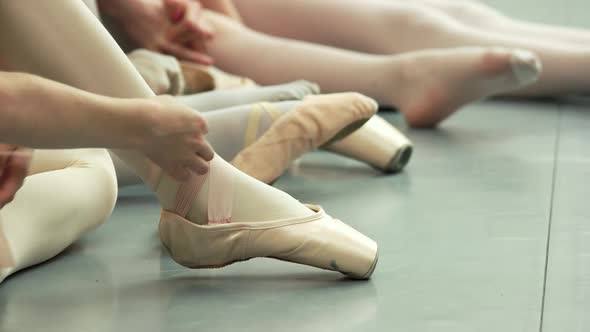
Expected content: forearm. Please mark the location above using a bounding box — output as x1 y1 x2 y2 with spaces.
201 0 242 21
0 72 153 150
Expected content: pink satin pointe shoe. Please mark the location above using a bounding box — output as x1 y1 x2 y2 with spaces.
231 93 378 184
326 115 413 173
159 156 379 279
0 218 15 268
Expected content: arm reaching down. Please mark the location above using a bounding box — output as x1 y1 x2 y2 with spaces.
0 72 213 177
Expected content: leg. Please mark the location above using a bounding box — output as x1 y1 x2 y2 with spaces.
203 10 539 127
233 0 590 97
176 80 319 111
118 91 378 186
0 0 378 277
0 0 311 220
1 149 117 283
416 0 590 46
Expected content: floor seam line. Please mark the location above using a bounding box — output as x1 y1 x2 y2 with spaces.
539 104 562 332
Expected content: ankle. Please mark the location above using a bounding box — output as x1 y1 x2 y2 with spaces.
387 54 427 107
374 56 413 108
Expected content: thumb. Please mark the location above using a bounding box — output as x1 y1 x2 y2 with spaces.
165 0 187 23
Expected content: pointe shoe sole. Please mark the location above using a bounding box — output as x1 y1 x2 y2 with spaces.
160 205 379 279
170 251 380 280
384 144 413 173
324 92 379 145
322 118 372 147
361 249 379 279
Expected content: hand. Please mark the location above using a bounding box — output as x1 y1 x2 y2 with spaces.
140 95 215 181
164 0 215 61
99 0 214 65
0 145 32 209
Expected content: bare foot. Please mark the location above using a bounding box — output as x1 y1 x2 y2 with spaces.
388 47 541 127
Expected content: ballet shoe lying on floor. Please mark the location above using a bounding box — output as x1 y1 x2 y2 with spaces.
231 93 378 184
128 49 186 96
159 156 379 279
325 116 413 173
178 62 215 94
181 62 257 94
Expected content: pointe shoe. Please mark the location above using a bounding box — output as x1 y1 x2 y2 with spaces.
509 49 542 87
231 93 378 184
181 62 257 94
179 62 215 94
326 116 413 173
0 218 15 268
159 156 379 279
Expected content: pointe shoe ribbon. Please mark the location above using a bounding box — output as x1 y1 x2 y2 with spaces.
159 155 379 279
0 218 15 268
242 103 282 150
232 93 379 184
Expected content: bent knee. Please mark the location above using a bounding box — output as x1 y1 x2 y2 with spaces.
202 9 251 38
382 4 461 34
71 149 118 231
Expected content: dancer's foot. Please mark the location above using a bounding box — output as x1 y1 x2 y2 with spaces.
387 47 541 127
159 155 379 279
215 102 411 174
231 93 378 183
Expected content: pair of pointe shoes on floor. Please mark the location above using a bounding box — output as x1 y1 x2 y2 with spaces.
160 92 412 279
232 93 414 184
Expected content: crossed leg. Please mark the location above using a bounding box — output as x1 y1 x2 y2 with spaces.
201 10 540 127
415 0 590 46
232 0 590 97
0 149 118 284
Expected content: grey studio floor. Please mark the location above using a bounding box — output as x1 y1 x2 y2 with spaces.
2 0 590 331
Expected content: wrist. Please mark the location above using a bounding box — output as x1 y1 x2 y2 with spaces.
107 98 156 151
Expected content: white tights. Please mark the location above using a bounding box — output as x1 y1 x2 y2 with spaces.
0 0 315 283
233 0 590 96
1 149 117 283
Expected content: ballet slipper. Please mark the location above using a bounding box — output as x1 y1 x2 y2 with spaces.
180 62 257 94
0 217 15 268
128 49 186 96
159 156 379 279
325 116 413 173
207 66 258 90
231 93 378 184
179 62 216 94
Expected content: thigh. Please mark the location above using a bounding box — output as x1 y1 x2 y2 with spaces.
0 149 117 273
233 0 463 54
233 0 387 49
410 0 507 25
28 149 114 176
0 0 149 97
